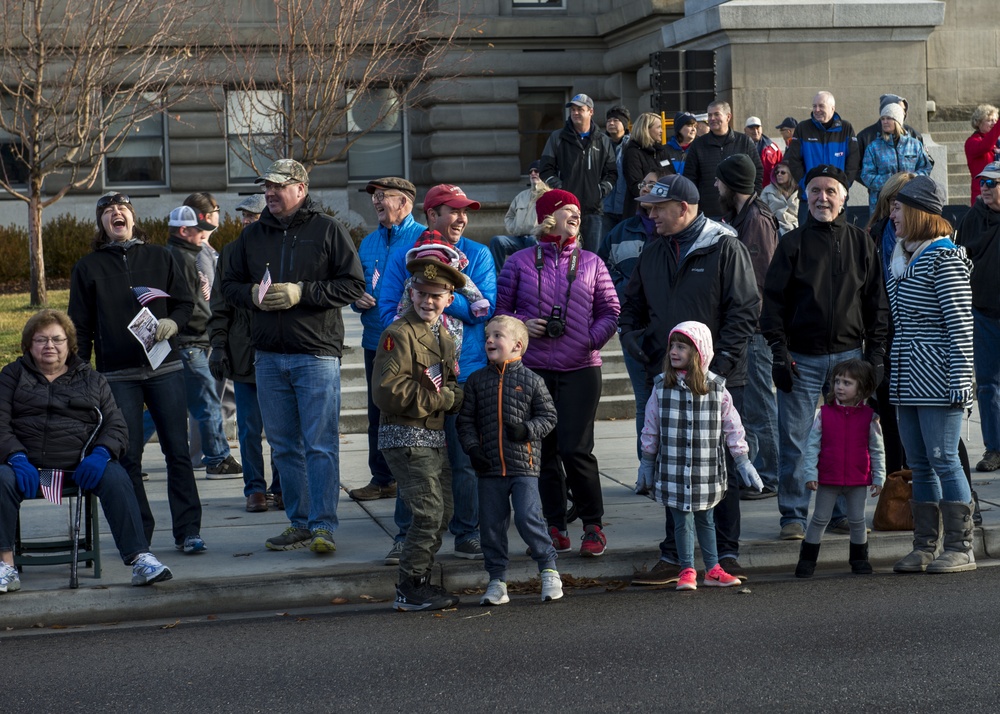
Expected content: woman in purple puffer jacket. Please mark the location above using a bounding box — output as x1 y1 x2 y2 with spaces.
496 189 620 557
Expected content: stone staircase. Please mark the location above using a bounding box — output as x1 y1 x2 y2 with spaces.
339 310 636 434
927 119 972 206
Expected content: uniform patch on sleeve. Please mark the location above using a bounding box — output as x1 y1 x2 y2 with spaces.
382 335 395 351
381 356 399 376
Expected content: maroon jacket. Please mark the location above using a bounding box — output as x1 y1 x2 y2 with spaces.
817 403 874 487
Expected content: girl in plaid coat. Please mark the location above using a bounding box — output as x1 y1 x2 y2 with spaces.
636 321 761 591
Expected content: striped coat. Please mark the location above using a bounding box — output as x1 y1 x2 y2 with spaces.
888 238 974 407
642 372 749 512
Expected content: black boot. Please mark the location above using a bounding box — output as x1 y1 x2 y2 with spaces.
849 542 872 574
973 490 983 527
795 541 821 578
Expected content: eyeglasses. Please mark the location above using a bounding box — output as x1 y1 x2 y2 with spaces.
97 193 130 209
262 180 296 191
636 181 658 191
371 191 403 203
775 170 790 176
32 336 67 346
980 178 999 189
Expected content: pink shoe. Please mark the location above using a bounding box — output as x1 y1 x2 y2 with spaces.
676 567 698 591
704 564 742 587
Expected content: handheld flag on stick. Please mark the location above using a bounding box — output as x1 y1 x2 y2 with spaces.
132 286 170 305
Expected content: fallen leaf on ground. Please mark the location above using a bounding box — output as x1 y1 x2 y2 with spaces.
330 597 349 605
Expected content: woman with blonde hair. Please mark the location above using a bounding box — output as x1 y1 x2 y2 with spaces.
622 112 671 218
965 104 1000 206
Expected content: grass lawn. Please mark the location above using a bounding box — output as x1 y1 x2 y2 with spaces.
0 290 70 364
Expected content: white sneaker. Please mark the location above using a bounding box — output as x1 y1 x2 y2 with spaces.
0 561 20 593
480 579 509 606
541 569 563 602
131 553 173 586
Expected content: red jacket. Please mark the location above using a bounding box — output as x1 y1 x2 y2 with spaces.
965 121 1000 205
759 138 783 188
817 403 874 487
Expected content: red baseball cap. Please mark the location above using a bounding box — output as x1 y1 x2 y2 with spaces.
423 184 481 211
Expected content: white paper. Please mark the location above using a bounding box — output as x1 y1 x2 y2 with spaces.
128 307 171 370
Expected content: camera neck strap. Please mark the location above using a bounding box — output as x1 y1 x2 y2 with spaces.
535 243 579 321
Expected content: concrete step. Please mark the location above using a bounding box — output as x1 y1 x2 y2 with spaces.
928 121 972 133
929 131 971 144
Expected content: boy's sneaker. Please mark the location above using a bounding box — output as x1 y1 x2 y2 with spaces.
580 524 606 557
480 579 510 606
704 563 741 588
541 569 564 602
549 527 572 553
310 529 337 553
175 535 207 554
632 560 681 586
454 538 484 560
0 561 21 593
384 540 404 566
394 575 457 612
265 526 312 551
131 553 173 586
205 455 243 479
676 567 698 591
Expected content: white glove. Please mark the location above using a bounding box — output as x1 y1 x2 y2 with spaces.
635 455 656 495
737 460 763 492
154 318 178 342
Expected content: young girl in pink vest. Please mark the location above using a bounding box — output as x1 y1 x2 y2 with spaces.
794 359 886 577
636 321 762 591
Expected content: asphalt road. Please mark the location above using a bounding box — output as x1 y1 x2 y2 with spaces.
6 565 1000 712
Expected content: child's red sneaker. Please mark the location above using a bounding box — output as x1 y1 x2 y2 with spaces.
579 524 606 557
549 526 572 553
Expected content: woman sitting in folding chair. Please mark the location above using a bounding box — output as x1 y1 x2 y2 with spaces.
0 309 172 593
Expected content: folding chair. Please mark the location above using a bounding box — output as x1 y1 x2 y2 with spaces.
13 484 102 587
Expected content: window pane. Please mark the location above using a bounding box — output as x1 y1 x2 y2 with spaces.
518 90 565 172
228 89 285 183
106 156 164 185
348 133 403 180
0 141 28 185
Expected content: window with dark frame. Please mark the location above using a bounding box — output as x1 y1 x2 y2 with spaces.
105 95 167 187
226 89 285 184
347 87 405 181
518 89 566 173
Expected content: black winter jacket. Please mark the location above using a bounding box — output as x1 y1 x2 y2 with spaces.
209 242 255 383
683 130 764 218
220 196 366 357
622 140 673 219
0 354 128 469
618 216 759 387
760 212 889 357
69 240 193 373
457 359 557 478
540 121 617 214
166 235 211 348
957 199 1000 318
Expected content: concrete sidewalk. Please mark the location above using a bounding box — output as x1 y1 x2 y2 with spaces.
6 410 1000 630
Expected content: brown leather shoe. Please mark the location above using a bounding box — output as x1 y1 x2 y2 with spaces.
348 481 397 501
246 492 268 513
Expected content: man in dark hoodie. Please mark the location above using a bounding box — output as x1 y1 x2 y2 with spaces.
221 159 366 555
957 161 1000 472
683 100 763 219
539 92 617 253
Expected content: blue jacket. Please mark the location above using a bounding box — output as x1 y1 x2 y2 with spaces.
603 134 630 217
597 214 654 302
860 135 932 210
785 112 860 195
377 235 496 383
352 213 426 350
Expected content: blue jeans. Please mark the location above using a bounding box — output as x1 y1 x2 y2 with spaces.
580 213 605 254
179 347 231 467
478 476 557 581
669 506 718 571
776 348 861 527
489 235 537 274
897 405 971 503
234 381 266 497
109 369 202 545
255 351 342 533
0 462 148 564
743 333 780 490
445 413 480 545
623 343 652 460
363 349 394 488
973 308 1000 452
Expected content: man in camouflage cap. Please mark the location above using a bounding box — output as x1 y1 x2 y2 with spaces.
221 158 365 554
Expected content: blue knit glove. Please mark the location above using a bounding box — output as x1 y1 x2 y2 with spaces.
8 452 39 498
636 454 656 495
737 460 763 492
74 446 111 491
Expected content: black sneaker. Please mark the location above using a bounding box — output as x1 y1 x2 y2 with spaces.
977 450 1000 472
265 526 312 551
718 556 747 580
394 575 457 612
632 560 681 586
741 486 777 501
206 455 243 479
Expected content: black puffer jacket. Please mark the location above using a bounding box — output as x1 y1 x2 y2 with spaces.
0 354 128 469
457 359 557 478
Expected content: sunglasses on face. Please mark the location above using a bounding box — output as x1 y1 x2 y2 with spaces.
980 178 999 189
97 193 130 209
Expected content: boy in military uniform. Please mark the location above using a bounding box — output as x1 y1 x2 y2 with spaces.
373 256 466 611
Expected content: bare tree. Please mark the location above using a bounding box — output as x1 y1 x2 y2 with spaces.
0 0 204 306
218 0 465 175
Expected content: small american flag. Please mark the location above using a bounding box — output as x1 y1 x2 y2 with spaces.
39 469 65 505
132 286 171 305
258 265 272 302
198 271 212 301
424 362 443 392
371 267 380 290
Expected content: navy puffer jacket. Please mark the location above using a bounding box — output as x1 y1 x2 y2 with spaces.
496 240 619 373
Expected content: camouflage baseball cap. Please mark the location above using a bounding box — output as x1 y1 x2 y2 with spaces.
255 159 309 186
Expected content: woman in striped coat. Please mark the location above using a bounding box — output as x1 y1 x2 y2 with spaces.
886 176 976 574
